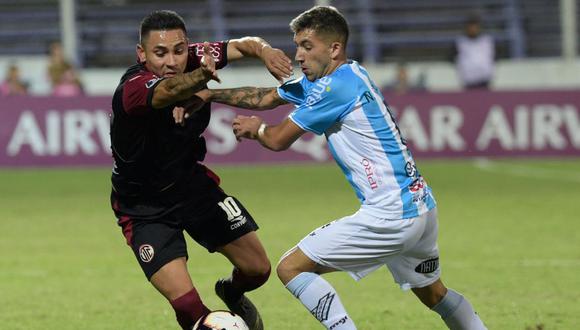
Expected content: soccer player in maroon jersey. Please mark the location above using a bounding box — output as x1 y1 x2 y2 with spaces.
109 10 292 330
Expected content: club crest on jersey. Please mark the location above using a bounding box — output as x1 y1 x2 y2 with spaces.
145 77 162 89
139 244 154 263
415 257 439 273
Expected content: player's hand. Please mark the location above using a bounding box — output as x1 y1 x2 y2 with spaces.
261 46 293 84
232 115 263 141
173 106 186 126
174 94 207 123
200 42 221 83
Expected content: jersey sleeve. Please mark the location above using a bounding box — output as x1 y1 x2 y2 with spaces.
277 77 307 104
288 76 356 135
186 41 228 71
122 72 165 115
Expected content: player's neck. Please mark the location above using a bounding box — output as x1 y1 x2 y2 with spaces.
322 58 347 78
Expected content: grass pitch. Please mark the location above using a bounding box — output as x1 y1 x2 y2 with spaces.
0 159 579 329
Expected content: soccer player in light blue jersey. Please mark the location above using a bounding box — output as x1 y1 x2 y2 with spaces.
196 6 487 330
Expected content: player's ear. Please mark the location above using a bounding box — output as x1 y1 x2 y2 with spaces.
137 43 146 63
329 41 342 60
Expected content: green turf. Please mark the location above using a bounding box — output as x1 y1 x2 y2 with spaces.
0 159 579 329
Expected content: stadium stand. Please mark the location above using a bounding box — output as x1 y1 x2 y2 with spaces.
0 0 576 67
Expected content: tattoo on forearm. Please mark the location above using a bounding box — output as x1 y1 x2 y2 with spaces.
166 69 207 94
212 88 280 109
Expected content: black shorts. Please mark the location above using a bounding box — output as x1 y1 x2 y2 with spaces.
111 169 258 280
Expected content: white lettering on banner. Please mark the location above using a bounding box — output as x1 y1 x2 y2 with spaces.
207 108 238 155
533 105 566 150
563 106 580 147
290 134 329 161
6 110 111 157
430 106 465 150
514 106 529 149
94 111 111 152
476 104 579 151
46 111 60 155
396 105 464 151
207 107 329 161
7 111 46 156
397 106 429 150
64 111 99 155
476 106 515 150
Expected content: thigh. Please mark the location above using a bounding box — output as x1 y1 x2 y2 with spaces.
217 231 270 275
297 210 410 281
128 220 188 280
386 208 440 290
113 193 188 280
182 185 259 253
150 257 194 301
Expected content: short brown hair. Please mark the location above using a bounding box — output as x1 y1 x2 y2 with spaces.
290 6 349 45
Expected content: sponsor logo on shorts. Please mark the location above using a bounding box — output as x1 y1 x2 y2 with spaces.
310 292 335 322
229 215 247 230
218 197 247 230
139 244 154 263
415 257 439 273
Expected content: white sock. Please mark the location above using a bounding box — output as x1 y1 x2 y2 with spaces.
285 272 357 330
432 289 487 330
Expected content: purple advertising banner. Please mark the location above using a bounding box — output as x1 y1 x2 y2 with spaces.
0 90 579 167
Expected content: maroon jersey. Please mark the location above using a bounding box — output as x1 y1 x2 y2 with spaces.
110 41 228 199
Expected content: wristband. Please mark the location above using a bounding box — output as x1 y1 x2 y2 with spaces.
257 122 267 139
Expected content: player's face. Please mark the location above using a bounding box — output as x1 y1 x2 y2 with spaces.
294 29 333 81
137 29 188 78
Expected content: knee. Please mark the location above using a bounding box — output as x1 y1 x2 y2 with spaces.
246 258 272 279
254 263 271 285
235 261 271 287
276 256 298 284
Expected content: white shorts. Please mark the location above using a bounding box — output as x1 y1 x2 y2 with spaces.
297 207 440 290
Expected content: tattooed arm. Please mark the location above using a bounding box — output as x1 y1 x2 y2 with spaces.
152 43 220 109
197 87 288 110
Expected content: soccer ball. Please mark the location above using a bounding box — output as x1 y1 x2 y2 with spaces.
193 310 249 330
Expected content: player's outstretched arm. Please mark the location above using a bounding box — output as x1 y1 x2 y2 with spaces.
152 42 220 109
227 37 293 83
232 116 304 151
197 87 288 110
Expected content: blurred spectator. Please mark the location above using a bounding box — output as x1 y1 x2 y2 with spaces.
47 41 84 97
52 63 84 97
0 63 29 96
453 14 495 89
383 62 426 94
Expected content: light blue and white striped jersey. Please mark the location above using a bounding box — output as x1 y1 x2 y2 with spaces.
278 61 436 219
